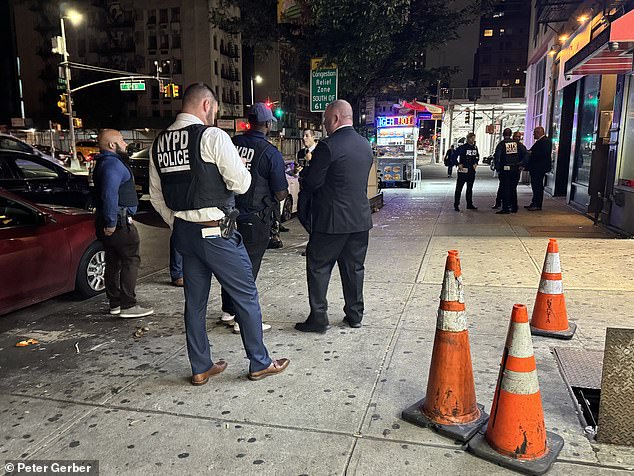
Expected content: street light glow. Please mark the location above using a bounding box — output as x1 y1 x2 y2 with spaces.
66 9 83 26
577 15 588 23
255 75 263 84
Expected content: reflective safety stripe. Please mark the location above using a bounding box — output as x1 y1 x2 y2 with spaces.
507 321 534 358
538 279 563 295
436 309 468 332
542 252 561 274
500 368 540 395
440 271 464 304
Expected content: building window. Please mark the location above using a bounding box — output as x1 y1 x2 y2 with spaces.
515 78 521 85
159 9 168 23
173 59 182 74
499 28 505 36
532 57 547 130
147 9 156 24
214 61 218 76
617 76 634 188
159 34 169 50
483 29 493 37
148 35 157 51
171 7 180 22
214 36 218 50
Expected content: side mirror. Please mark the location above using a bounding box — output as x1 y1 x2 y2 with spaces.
36 212 56 225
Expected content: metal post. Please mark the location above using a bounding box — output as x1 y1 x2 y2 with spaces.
250 77 254 106
60 16 79 170
448 105 453 148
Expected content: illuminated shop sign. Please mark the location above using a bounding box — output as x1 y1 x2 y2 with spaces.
376 115 414 128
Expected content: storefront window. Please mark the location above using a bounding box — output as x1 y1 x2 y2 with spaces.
573 76 600 186
550 89 563 172
617 76 634 188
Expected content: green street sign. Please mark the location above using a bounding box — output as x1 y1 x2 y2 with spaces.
310 58 337 112
120 80 146 91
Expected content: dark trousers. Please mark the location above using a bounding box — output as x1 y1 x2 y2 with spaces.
306 230 369 326
447 164 454 176
96 218 140 309
173 218 271 375
530 171 546 208
495 175 503 206
500 168 521 212
454 171 475 207
169 232 183 281
221 216 271 315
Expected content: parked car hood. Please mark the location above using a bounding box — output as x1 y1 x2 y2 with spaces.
39 203 94 216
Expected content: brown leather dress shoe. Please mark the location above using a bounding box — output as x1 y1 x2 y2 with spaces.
248 358 290 381
191 360 227 386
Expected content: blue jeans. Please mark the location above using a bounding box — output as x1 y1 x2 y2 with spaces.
169 232 183 281
172 218 272 375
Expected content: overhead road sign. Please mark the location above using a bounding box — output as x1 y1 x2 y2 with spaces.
120 80 146 91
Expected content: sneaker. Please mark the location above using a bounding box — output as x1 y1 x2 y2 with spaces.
220 312 235 326
120 305 154 319
109 306 121 315
233 321 272 334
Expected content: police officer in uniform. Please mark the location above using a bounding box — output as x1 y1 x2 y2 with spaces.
453 132 479 211
93 129 154 319
149 83 289 384
220 102 288 334
493 128 528 214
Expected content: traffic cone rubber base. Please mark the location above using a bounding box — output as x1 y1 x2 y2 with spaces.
530 321 576 340
402 398 489 443
468 425 564 476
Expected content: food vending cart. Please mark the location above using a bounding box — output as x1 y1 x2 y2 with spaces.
375 115 418 187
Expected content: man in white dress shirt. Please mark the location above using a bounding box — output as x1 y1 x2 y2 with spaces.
149 83 289 385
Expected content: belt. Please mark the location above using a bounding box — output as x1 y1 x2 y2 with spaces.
198 220 221 226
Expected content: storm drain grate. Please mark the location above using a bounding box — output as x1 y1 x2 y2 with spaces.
554 347 604 432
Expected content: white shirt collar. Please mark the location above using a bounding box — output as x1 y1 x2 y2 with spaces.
332 124 353 134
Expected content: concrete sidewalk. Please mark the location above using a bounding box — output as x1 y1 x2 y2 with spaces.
1 164 633 475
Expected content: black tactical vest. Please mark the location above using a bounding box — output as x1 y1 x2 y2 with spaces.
92 153 138 214
233 137 274 215
502 139 521 167
152 124 235 211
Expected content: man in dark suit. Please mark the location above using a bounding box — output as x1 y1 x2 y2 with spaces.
526 126 552 211
295 100 373 333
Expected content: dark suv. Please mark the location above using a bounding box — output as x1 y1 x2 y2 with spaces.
129 147 150 196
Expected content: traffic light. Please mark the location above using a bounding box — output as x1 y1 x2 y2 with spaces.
172 84 180 98
73 117 83 128
163 83 181 99
236 119 251 132
57 94 68 114
274 107 283 119
264 100 273 109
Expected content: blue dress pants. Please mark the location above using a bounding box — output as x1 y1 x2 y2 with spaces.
169 231 183 281
172 218 272 375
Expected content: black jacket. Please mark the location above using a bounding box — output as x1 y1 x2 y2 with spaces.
298 126 373 234
454 143 479 174
528 136 553 173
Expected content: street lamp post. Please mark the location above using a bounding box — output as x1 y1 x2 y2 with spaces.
250 74 263 106
59 10 82 170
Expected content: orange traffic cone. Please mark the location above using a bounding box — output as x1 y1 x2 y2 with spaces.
468 304 563 475
402 250 488 442
531 239 576 339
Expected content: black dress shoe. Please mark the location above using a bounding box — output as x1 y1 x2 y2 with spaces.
279 225 290 232
527 206 542 211
343 317 362 328
496 210 510 214
510 209 518 213
492 203 500 209
454 205 460 211
524 205 533 209
294 321 329 334
467 205 478 210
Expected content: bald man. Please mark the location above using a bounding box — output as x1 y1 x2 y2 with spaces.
296 100 373 333
93 129 153 319
149 83 289 384
526 126 552 211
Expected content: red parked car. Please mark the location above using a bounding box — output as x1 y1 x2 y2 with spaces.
0 189 105 315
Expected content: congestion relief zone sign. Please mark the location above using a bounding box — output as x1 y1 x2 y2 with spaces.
310 58 337 112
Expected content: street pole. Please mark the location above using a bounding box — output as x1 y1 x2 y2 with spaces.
250 77 254 106
60 16 79 170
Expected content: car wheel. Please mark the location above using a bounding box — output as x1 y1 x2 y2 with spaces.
75 241 106 297
281 195 293 222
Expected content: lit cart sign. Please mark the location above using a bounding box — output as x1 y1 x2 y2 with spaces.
376 116 415 128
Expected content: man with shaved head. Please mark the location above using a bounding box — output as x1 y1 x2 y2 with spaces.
93 129 153 319
525 126 552 211
296 99 373 333
150 83 289 384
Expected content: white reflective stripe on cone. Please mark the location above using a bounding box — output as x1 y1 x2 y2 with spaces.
440 271 464 304
543 252 561 274
436 309 468 332
507 322 534 358
500 369 540 395
538 278 564 295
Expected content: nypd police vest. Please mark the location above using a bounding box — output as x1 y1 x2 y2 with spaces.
233 136 274 215
152 124 234 212
502 140 520 167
